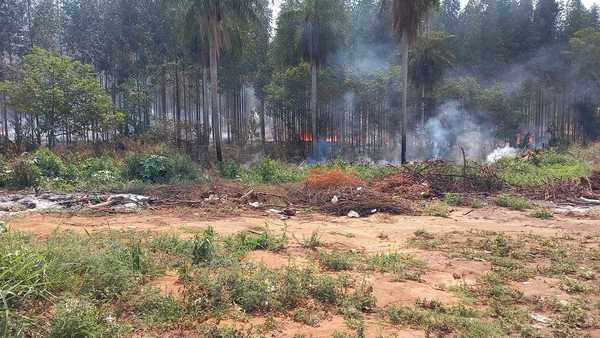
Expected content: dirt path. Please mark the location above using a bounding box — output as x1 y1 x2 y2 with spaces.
7 206 598 243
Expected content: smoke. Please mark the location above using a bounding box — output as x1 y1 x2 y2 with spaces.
486 144 519 163
416 101 497 162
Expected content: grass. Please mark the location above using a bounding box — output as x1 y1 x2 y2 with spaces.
318 251 356 271
132 288 183 324
368 252 427 281
495 193 532 210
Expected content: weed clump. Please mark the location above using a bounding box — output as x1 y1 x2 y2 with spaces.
496 193 532 210
48 298 123 338
318 251 356 271
132 288 183 324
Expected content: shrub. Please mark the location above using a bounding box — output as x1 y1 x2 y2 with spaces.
241 158 304 184
443 193 460 206
48 298 112 338
170 153 199 182
217 160 239 179
424 201 450 217
496 193 531 210
123 154 173 183
0 155 9 187
10 158 42 187
78 156 122 187
32 148 65 178
531 207 553 219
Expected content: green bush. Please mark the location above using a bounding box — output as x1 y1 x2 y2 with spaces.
241 158 304 184
496 193 531 210
48 298 113 338
217 160 239 179
32 148 65 178
123 153 198 184
10 158 42 187
79 156 122 186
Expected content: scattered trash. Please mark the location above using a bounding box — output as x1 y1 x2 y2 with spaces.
331 195 339 204
204 194 219 201
347 210 360 218
267 209 282 214
249 201 261 208
0 193 155 217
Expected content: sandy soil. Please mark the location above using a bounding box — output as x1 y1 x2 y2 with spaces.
5 206 600 337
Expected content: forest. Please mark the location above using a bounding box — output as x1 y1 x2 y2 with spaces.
0 0 598 163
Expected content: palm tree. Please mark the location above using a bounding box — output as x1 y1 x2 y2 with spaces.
301 0 346 149
388 0 439 163
190 0 260 162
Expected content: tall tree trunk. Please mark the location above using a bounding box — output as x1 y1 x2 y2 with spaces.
2 93 8 141
400 34 409 164
260 99 266 151
175 63 181 148
310 62 318 149
160 66 167 121
202 67 210 145
209 20 223 162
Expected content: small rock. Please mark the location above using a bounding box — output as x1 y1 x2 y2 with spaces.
347 210 360 218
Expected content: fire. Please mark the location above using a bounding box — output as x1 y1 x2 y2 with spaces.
300 133 313 142
298 134 339 142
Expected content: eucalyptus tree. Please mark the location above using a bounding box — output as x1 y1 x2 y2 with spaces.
300 0 347 146
189 0 262 162
387 0 439 163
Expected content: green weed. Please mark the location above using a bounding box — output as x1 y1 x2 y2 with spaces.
318 251 356 271
424 201 450 217
496 193 532 210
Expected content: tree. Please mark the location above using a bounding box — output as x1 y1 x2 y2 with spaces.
190 0 261 162
439 0 460 35
300 0 347 148
533 0 560 47
388 0 440 163
2 48 121 147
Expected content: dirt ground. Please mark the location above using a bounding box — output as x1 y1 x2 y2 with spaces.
5 206 600 337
